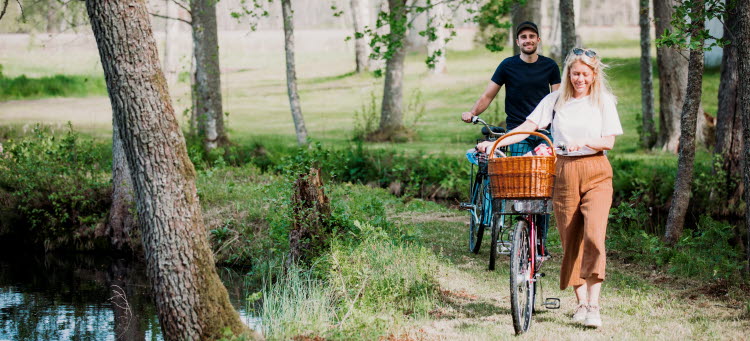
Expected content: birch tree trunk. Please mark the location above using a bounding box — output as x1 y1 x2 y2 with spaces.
192 0 228 151
163 0 180 86
664 0 704 246
427 1 447 73
654 0 705 153
281 0 309 145
350 0 371 73
512 0 541 56
640 0 656 148
559 0 576 61
373 0 407 141
736 0 750 274
84 1 259 339
713 2 743 215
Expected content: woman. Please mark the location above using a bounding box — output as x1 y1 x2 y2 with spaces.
477 48 622 328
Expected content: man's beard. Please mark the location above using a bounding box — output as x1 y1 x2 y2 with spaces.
521 44 538 55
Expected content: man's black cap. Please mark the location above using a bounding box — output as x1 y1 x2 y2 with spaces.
516 21 539 38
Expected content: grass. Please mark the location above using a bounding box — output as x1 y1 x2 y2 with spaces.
0 73 107 101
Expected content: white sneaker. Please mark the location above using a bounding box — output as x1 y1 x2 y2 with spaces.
584 305 602 328
572 303 587 323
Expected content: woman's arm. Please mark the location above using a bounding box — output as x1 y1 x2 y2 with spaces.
476 120 539 153
567 135 616 152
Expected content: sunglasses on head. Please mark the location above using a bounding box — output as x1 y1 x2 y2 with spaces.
572 48 597 58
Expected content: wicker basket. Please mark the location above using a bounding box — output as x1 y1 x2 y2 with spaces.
487 132 556 199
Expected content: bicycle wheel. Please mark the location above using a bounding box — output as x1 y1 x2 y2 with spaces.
488 211 505 270
510 219 535 334
468 175 489 254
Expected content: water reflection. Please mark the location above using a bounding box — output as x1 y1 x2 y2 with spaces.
0 251 258 340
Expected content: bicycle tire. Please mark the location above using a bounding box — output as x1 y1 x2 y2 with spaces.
469 175 488 254
488 212 505 270
510 219 535 334
489 214 498 270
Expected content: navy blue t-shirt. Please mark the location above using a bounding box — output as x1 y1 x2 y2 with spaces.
491 55 561 129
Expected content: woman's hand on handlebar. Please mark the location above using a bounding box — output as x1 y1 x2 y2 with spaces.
461 112 475 123
476 140 494 153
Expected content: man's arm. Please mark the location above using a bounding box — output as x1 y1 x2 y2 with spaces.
551 83 561 91
461 81 501 122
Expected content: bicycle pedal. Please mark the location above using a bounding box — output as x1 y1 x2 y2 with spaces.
543 298 560 309
534 272 546 278
459 202 475 210
497 242 512 255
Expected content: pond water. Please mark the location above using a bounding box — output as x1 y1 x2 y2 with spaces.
0 250 261 340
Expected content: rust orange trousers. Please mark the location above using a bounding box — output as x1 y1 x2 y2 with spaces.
553 153 613 290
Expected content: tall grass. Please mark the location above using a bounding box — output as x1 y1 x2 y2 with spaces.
0 74 106 101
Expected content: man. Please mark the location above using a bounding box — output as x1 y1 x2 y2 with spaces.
461 21 561 129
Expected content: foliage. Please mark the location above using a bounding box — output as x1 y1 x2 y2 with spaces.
352 90 380 142
656 0 733 50
0 124 111 250
0 73 107 101
470 0 517 52
609 200 744 281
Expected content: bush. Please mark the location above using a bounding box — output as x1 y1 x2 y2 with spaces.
0 125 111 249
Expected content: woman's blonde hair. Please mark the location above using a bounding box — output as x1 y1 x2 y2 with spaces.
554 48 616 112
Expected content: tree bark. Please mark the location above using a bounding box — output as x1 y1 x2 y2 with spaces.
163 0 180 86
350 0 371 73
736 0 750 274
281 0 309 146
192 0 228 152
640 0 656 148
559 0 576 61
664 0 704 246
105 117 140 253
713 2 743 215
372 0 407 141
654 0 706 153
84 1 259 339
288 168 333 266
427 1 448 73
512 0 541 56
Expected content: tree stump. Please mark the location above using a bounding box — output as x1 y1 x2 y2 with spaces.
288 167 333 266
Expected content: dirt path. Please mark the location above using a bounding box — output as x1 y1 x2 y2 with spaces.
399 211 750 340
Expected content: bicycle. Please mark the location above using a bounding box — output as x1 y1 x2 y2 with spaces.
485 131 561 335
460 117 505 255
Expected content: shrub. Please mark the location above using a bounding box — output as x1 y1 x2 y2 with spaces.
0 125 111 249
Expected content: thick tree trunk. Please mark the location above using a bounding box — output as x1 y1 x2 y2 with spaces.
427 1 448 73
350 0 371 73
512 0 541 56
713 3 743 215
664 0 704 246
654 0 706 153
163 0 180 86
84 1 259 339
192 0 228 152
640 0 656 148
105 117 139 253
288 168 333 266
736 0 750 274
372 0 407 141
559 0 576 61
281 0 308 145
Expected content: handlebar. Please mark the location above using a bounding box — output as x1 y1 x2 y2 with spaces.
471 116 505 137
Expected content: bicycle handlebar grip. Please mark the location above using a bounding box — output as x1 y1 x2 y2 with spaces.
487 131 557 160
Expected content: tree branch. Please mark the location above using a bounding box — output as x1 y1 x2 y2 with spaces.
172 0 191 16
14 0 23 21
150 12 191 25
0 0 9 22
